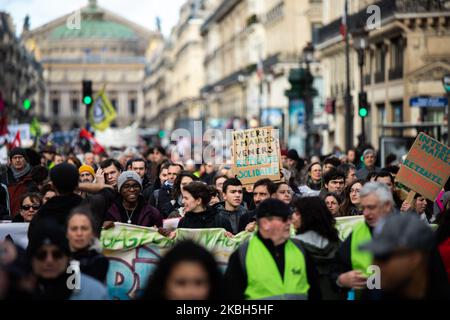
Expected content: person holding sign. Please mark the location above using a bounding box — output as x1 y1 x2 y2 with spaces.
331 182 395 298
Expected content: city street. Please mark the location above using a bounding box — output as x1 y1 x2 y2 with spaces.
0 0 450 305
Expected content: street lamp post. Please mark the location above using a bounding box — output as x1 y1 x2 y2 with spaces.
237 74 247 126
353 29 369 145
302 42 315 158
344 0 353 151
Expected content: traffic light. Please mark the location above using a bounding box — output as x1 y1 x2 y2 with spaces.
23 99 31 110
82 80 93 106
358 92 368 118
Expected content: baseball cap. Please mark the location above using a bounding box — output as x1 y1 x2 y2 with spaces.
359 213 434 257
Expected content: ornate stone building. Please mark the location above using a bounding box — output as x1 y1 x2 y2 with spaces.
144 0 220 130
0 12 44 123
317 0 450 152
200 0 323 142
23 0 162 130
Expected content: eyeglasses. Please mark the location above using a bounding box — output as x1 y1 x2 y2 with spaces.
21 204 40 211
34 249 64 261
122 184 141 192
350 188 361 194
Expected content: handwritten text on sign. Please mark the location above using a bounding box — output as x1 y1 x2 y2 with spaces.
396 133 450 201
231 127 282 187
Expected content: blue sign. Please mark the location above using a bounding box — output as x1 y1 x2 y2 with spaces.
410 96 448 108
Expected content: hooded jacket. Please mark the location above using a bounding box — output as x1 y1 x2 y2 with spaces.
294 231 344 300
214 202 247 234
105 195 163 228
178 207 233 232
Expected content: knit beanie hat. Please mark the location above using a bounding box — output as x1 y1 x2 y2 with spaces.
79 164 95 177
117 171 142 192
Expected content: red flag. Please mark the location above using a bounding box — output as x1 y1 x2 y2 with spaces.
9 131 21 149
340 1 347 39
0 115 8 136
79 128 106 154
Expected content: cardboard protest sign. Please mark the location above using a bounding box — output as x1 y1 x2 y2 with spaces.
231 126 282 188
396 132 450 201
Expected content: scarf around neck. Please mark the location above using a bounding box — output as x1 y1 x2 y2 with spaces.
11 163 31 180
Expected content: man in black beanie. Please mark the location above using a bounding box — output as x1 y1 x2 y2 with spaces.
1 148 38 218
30 163 82 232
225 198 321 300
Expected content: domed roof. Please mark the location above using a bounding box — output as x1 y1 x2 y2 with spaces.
50 19 138 40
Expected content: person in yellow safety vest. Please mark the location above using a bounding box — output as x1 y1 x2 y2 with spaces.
331 182 395 297
224 198 322 300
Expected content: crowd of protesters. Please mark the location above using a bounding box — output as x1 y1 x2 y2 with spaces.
0 143 449 300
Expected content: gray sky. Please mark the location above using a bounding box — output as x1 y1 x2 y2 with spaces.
0 0 186 36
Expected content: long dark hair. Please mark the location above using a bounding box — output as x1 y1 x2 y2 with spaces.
340 179 365 217
183 182 211 208
172 171 199 201
141 241 224 300
153 160 170 189
293 197 340 243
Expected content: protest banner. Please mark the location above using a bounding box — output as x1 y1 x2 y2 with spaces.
100 218 371 300
0 222 29 247
231 126 282 188
101 224 253 300
396 132 450 201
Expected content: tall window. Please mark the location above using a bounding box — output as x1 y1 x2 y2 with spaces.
375 44 386 83
111 99 117 111
71 99 79 115
389 37 405 80
392 101 403 136
52 99 59 116
311 23 323 45
129 99 136 115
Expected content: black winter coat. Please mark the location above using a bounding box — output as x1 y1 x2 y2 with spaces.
178 207 233 232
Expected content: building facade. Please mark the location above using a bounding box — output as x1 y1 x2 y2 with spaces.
201 0 323 148
317 0 450 153
144 0 220 130
23 0 161 130
0 12 44 124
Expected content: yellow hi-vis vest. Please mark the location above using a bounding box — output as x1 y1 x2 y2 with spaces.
350 221 373 276
240 236 310 300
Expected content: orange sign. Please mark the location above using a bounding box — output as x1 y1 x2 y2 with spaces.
396 133 450 201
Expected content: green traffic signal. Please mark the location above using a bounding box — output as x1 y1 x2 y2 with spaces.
359 107 368 118
83 96 92 105
23 99 31 110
